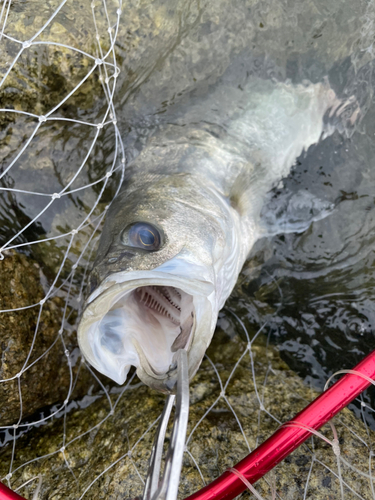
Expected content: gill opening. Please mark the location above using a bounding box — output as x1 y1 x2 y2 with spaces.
135 286 182 325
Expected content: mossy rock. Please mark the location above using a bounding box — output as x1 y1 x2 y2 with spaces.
0 331 373 499
0 251 97 425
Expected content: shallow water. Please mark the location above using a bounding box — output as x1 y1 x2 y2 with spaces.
1 0 375 424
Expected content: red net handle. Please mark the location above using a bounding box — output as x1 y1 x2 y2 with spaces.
0 483 25 500
185 349 375 500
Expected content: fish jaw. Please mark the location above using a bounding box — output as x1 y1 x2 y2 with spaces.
77 260 220 392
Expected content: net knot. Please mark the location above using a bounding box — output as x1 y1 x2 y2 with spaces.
116 8 122 15
332 439 340 456
60 446 65 453
71 229 78 235
220 391 225 398
39 115 47 123
95 58 103 66
51 192 61 200
106 171 112 178
5 473 12 481
97 123 104 129
22 40 31 49
39 298 46 305
58 329 63 335
13 424 18 429
72 264 78 270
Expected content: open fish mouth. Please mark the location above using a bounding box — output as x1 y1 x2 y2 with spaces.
86 284 194 379
77 267 214 391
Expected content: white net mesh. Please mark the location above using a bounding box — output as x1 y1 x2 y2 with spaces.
1 1 375 500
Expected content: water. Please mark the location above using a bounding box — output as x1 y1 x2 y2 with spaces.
1 0 375 430
238 102 375 425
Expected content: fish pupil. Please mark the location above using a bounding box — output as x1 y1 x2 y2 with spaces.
139 228 155 246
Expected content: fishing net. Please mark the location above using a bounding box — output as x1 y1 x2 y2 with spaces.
1 0 375 499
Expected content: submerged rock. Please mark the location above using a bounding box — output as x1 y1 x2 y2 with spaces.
0 326 372 500
0 251 95 425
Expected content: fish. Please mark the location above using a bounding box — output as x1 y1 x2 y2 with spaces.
77 75 358 392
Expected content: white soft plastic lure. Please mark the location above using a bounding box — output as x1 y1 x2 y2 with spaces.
78 77 355 392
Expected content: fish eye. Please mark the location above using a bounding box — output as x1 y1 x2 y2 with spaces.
120 222 162 251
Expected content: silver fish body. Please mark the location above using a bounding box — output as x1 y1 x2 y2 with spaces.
78 77 350 392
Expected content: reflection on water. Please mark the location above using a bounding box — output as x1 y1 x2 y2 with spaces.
234 102 375 426
1 0 375 426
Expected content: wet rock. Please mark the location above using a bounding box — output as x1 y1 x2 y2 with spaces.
0 328 372 500
0 251 95 425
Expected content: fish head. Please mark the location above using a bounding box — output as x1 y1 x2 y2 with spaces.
78 173 243 392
